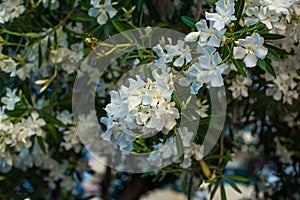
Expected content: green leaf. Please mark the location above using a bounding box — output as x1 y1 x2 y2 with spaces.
205 0 218 5
257 59 267 71
37 137 47 154
220 182 227 200
145 1 161 22
176 132 184 156
258 59 276 78
264 44 290 55
69 15 94 22
111 20 134 41
232 58 247 76
24 32 43 38
210 182 219 200
266 47 281 61
224 174 249 182
78 1 91 11
137 0 144 12
182 174 188 194
261 33 285 40
181 16 196 29
39 111 66 127
234 0 245 31
22 84 33 105
38 44 43 68
226 179 242 193
264 59 277 78
188 175 194 199
5 109 27 117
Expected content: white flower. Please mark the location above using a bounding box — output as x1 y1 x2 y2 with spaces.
190 52 227 87
199 180 211 190
264 0 294 15
181 143 204 168
56 110 73 126
257 7 277 29
61 127 82 153
0 58 17 77
233 33 268 68
0 0 25 24
1 88 21 110
154 39 192 67
229 75 253 98
88 0 117 25
185 20 226 47
101 66 179 153
178 127 195 147
205 0 236 31
165 40 192 67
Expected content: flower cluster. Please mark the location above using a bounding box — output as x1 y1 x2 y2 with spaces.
0 0 25 24
101 65 179 153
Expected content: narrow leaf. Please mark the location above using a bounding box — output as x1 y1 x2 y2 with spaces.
210 182 219 200
181 16 196 29
266 47 281 61
232 58 247 76
220 182 227 200
69 15 94 22
262 33 285 40
234 0 245 31
224 174 249 182
226 179 242 194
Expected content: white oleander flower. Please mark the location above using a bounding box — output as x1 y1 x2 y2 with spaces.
185 20 226 47
101 66 179 153
1 88 21 110
190 52 227 87
233 33 268 68
205 0 236 31
56 110 73 126
88 0 117 25
181 143 204 168
264 0 294 15
61 127 82 153
165 40 192 67
153 39 192 67
229 75 253 98
258 7 285 30
178 127 195 148
0 58 17 77
0 0 26 23
147 138 178 168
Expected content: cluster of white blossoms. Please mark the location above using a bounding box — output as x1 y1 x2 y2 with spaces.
0 112 46 172
228 75 253 99
88 0 117 25
0 0 25 24
153 39 192 67
101 65 179 153
244 0 295 31
0 23 84 81
179 0 237 93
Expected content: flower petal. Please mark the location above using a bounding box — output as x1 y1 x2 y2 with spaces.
243 52 258 68
233 46 247 59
